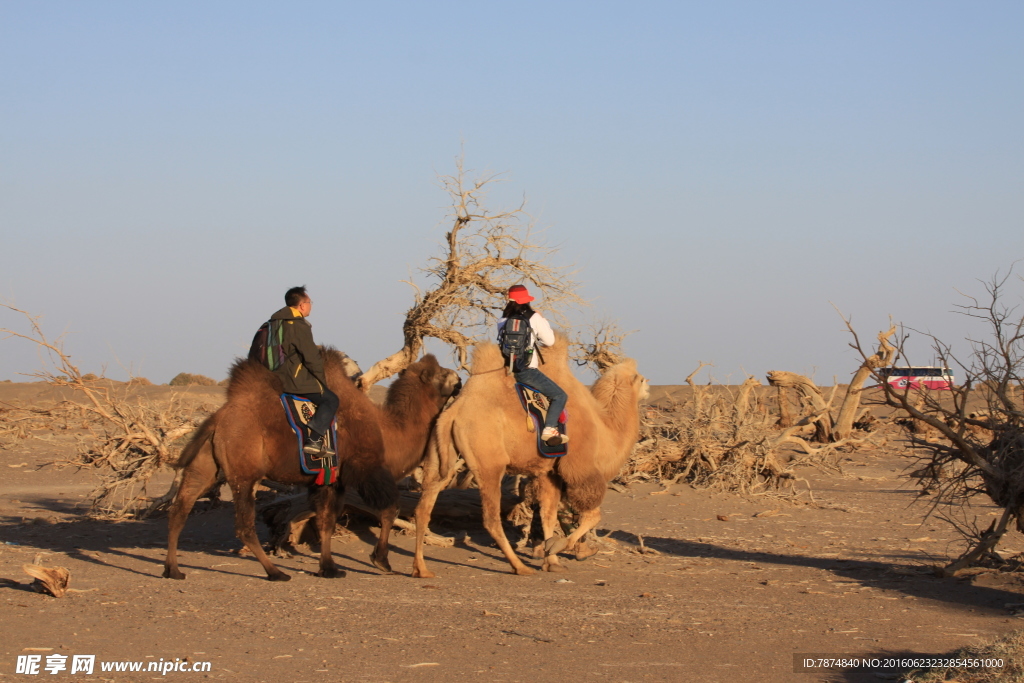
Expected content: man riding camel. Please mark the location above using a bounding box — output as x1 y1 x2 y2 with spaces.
497 284 569 446
269 286 339 456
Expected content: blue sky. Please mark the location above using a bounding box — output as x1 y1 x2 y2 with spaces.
2 2 1021 385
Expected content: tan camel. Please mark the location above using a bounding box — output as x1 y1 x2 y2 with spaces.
411 335 648 577
164 348 417 582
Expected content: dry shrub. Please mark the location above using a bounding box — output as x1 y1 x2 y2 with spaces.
60 392 215 518
81 373 99 381
126 377 153 386
618 370 839 496
1 302 214 518
902 628 1024 682
168 372 217 387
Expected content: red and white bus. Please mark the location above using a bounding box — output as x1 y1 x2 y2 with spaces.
876 367 955 390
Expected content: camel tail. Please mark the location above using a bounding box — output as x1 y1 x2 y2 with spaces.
174 414 217 469
345 465 399 511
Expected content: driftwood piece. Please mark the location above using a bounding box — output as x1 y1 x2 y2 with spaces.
22 564 70 597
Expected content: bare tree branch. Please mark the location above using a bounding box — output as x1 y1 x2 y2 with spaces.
357 155 584 390
571 318 636 375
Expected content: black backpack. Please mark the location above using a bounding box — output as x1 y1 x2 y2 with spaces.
498 313 534 373
248 319 287 371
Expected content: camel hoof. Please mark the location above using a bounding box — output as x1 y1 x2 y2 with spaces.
544 537 569 556
162 568 185 580
575 542 599 561
543 559 568 573
412 568 436 579
513 565 536 576
317 566 346 579
267 572 292 582
369 553 394 574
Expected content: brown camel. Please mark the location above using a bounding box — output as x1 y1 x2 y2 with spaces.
163 348 400 582
411 335 648 577
363 355 461 573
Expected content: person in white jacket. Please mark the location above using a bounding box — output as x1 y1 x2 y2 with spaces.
496 284 569 446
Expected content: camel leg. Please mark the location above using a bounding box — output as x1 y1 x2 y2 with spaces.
562 507 603 557
412 466 449 579
370 504 398 574
533 474 569 573
574 530 601 561
163 444 219 580
477 464 534 576
529 474 560 559
230 479 290 581
312 485 344 578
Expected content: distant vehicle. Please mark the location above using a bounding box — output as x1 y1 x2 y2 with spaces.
876 367 954 390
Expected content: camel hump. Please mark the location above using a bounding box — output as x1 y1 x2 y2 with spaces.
470 343 505 375
538 332 570 366
225 357 282 400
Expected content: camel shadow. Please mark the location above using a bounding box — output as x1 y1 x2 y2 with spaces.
0 498 400 582
600 529 1024 616
343 514 528 576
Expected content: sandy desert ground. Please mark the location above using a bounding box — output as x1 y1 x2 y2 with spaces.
1 380 1022 683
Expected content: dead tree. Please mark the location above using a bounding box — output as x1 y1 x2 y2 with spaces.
847 269 1024 575
357 156 583 390
621 362 841 495
1 302 206 518
834 322 897 440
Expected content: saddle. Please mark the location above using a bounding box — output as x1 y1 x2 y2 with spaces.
280 394 339 485
514 383 568 458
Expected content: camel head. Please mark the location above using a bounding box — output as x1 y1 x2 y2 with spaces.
637 372 650 402
591 358 650 411
398 354 461 409
321 346 363 385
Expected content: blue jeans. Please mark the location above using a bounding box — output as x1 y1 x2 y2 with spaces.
294 388 339 438
513 368 567 431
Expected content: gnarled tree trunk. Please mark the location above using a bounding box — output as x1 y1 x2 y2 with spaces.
834 325 896 440
766 371 833 442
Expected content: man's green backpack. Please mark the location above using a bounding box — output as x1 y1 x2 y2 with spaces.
248 319 286 371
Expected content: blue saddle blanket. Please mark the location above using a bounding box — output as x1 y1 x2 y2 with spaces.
514 382 568 458
280 394 339 485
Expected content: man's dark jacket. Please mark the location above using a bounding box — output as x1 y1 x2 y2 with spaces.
269 306 327 395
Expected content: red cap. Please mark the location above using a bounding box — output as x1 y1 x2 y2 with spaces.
508 285 535 304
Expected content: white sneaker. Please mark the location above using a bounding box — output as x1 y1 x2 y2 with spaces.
541 427 567 446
